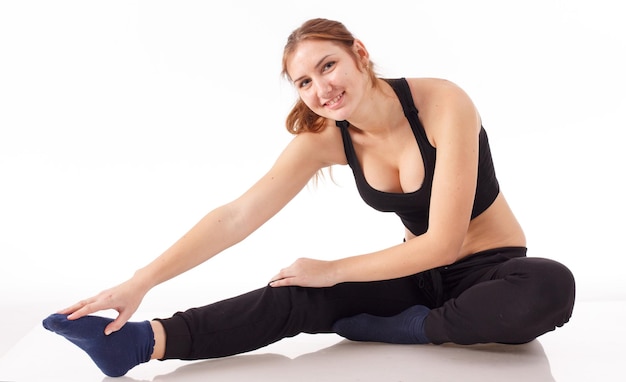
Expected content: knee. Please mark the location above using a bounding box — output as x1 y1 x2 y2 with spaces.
258 286 325 332
514 258 576 328
533 259 575 311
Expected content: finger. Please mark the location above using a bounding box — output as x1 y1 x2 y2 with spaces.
269 266 294 284
269 277 293 288
104 310 132 335
66 299 110 320
268 274 283 285
58 298 96 317
66 306 93 320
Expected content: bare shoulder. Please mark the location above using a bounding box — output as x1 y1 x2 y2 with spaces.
286 119 348 168
404 78 480 144
404 78 474 110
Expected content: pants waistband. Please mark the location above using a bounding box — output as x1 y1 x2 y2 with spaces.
423 246 527 306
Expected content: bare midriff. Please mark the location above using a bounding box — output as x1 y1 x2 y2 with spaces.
405 192 526 259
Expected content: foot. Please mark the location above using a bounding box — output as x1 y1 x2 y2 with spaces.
332 305 431 344
42 313 154 377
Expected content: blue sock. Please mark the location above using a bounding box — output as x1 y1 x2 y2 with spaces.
332 305 431 344
42 313 154 377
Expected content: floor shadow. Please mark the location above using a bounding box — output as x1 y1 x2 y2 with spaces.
105 339 555 382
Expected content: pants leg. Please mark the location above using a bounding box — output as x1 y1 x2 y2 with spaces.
157 274 436 360
425 248 576 345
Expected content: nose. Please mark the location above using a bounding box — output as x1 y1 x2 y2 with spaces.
315 78 333 98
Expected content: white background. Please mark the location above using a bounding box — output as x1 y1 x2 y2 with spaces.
1 0 625 349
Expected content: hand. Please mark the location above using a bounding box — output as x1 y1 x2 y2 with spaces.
58 277 149 335
269 258 338 288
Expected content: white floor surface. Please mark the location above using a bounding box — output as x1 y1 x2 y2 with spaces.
0 299 623 382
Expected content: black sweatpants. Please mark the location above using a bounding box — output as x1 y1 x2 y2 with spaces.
156 247 575 360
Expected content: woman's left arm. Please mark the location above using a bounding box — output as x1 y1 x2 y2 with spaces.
270 80 481 287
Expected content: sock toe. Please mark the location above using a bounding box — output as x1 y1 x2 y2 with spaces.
42 313 153 377
42 313 71 332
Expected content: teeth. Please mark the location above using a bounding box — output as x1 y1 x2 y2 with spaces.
326 93 342 106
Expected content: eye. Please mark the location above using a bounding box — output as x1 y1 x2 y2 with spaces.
298 78 311 88
322 61 336 72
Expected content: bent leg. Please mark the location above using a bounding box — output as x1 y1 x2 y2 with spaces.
156 275 433 360
426 257 576 344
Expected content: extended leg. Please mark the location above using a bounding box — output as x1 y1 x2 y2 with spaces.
156 274 433 360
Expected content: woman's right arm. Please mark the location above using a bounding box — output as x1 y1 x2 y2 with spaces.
59 125 345 334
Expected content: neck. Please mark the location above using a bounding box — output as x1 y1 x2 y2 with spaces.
346 79 404 136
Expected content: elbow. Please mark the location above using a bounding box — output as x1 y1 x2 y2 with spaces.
426 232 465 268
430 246 459 268
213 203 250 244
440 250 460 267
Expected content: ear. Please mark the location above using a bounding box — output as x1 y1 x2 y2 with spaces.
353 39 370 68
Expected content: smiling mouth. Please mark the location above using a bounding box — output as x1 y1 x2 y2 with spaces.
324 92 344 107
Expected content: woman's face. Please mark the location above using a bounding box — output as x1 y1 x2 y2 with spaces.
286 39 368 121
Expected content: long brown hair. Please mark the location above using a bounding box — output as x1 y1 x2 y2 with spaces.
281 18 377 135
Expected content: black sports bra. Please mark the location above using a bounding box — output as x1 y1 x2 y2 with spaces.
336 78 499 236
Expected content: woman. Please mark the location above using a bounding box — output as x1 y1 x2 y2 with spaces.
43 18 575 377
